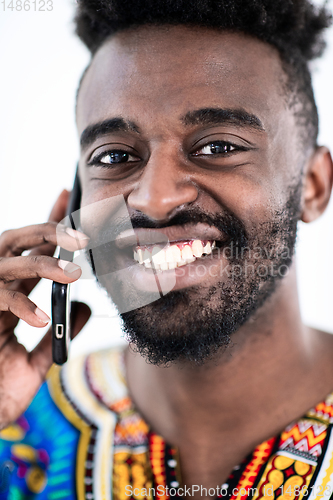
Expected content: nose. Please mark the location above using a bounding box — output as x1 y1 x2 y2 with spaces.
127 149 198 221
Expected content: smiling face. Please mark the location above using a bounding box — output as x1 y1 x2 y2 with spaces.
76 26 306 364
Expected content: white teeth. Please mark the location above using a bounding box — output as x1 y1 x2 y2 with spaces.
143 249 151 263
134 240 216 270
186 256 196 264
168 261 177 269
165 246 175 263
181 245 196 264
177 259 187 267
151 246 165 266
181 245 193 261
203 241 212 255
137 248 143 264
192 239 204 257
170 245 181 262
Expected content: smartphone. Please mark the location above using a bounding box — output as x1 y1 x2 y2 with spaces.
51 168 82 365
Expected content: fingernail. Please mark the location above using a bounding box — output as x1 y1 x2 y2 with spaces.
65 228 89 240
35 308 50 323
58 260 81 274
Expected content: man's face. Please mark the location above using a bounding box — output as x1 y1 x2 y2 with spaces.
76 26 304 364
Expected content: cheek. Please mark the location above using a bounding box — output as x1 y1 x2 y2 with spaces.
79 189 131 240
203 167 286 231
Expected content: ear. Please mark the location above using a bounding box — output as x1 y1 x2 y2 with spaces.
301 146 333 223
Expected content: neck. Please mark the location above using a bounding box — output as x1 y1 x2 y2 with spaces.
125 263 333 451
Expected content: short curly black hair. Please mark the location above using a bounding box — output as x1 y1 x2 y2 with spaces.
75 0 332 148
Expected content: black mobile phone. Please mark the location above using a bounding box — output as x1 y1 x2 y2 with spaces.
51 168 82 365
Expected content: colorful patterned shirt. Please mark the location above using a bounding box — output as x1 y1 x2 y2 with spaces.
1 346 333 500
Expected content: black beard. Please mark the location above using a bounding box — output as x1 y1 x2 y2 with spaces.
119 183 302 365
87 182 302 366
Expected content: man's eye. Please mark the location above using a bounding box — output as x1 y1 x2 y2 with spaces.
91 150 139 165
195 142 237 155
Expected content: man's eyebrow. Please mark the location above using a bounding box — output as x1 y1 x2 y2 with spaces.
80 118 140 150
182 108 265 132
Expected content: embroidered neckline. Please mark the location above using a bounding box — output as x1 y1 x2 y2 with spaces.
48 347 333 500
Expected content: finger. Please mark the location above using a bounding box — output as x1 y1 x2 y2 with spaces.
0 223 89 258
0 289 50 333
2 239 65 294
4 251 56 298
29 301 91 380
4 190 76 293
0 255 82 285
16 189 72 267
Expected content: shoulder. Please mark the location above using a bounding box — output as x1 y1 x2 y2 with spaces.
47 344 129 418
0 380 79 498
0 345 127 499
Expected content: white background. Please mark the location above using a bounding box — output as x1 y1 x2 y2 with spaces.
0 0 332 357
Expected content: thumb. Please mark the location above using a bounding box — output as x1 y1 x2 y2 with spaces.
29 301 91 379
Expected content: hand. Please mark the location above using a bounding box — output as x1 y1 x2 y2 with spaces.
0 190 91 429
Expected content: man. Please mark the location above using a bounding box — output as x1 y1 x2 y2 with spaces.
0 0 333 499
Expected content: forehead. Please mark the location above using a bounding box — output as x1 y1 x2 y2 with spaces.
76 25 289 137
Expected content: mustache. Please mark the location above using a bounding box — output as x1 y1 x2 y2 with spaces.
90 205 249 249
